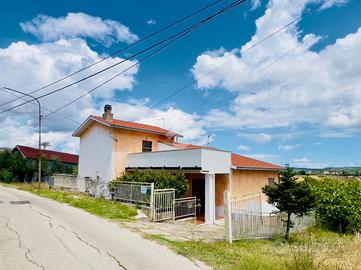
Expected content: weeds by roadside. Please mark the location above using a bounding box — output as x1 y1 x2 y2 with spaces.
2 182 137 220
146 227 361 270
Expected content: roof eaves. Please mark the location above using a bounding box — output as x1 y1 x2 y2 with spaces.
72 116 93 137
234 166 283 171
110 124 182 138
14 145 27 158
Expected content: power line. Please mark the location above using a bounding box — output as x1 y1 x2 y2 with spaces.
145 0 334 111
1 87 80 124
1 0 246 115
35 0 333 121
2 0 247 116
185 0 359 115
0 0 226 107
15 0 332 122
42 19 207 118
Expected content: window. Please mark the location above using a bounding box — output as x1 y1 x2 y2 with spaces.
268 178 276 186
142 140 152 152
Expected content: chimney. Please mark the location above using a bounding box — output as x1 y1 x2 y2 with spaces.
102 104 113 121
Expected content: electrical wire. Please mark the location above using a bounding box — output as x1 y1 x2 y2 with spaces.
1 0 247 116
0 0 227 107
1 87 80 124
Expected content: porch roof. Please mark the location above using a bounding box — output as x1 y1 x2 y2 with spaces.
157 141 283 171
127 148 231 174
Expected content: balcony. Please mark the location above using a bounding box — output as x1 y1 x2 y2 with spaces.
127 148 231 174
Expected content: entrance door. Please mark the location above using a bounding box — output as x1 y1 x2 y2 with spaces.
192 179 205 217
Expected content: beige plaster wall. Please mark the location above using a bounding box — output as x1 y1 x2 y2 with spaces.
230 169 279 199
112 128 174 178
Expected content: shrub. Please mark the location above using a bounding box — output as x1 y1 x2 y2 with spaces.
0 149 31 182
310 177 361 233
0 169 14 183
111 170 188 198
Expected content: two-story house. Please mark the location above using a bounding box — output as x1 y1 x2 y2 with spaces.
73 105 283 224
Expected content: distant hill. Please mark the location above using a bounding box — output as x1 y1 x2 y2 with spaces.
294 167 361 176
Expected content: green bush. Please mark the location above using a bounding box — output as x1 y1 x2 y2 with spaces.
0 169 14 183
0 149 31 182
111 170 188 198
310 177 361 233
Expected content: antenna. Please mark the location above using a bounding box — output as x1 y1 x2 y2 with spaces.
41 142 51 150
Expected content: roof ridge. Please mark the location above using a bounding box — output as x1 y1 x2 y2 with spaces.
91 115 182 137
17 145 78 156
231 152 283 170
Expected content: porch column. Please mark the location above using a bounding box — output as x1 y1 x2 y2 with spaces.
204 173 215 224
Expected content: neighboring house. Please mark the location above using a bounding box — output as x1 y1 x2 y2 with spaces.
73 105 283 224
13 145 79 174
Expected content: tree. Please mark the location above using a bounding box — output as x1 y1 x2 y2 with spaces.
262 166 315 240
0 149 31 182
50 156 66 174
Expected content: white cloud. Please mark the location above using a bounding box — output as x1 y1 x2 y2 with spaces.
293 157 310 163
0 11 211 153
146 19 156 26
0 38 139 133
291 158 330 169
237 144 250 151
0 117 78 153
238 132 272 143
251 0 261 10
108 101 208 144
20 13 138 46
0 97 209 152
278 143 299 151
192 0 361 133
0 14 142 152
244 153 279 163
319 131 355 138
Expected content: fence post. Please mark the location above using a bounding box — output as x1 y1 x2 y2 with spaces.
150 183 154 221
224 190 232 244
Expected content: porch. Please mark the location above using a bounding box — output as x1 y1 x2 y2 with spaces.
127 148 231 224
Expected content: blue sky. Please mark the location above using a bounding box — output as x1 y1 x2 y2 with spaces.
0 0 360 168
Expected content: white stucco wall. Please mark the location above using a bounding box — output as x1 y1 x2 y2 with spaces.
157 142 177 151
201 149 231 174
128 148 231 173
77 123 113 191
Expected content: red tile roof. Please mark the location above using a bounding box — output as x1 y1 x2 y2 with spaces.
159 141 217 150
231 153 283 170
14 145 79 164
92 116 182 137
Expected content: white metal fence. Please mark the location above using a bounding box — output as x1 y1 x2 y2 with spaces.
108 182 197 222
174 197 197 220
224 190 315 243
152 189 175 221
231 192 264 212
112 181 154 207
231 209 283 240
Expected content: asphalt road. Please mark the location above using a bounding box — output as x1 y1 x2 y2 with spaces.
0 186 210 270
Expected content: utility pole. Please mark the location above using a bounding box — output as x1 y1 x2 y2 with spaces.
3 87 42 182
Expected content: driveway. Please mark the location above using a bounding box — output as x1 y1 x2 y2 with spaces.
0 186 210 270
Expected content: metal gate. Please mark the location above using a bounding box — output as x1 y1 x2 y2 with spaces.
152 189 175 222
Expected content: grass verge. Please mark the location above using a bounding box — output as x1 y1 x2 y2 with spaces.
3 182 137 220
146 227 361 270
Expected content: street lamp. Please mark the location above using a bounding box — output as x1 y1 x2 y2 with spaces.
3 87 42 182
